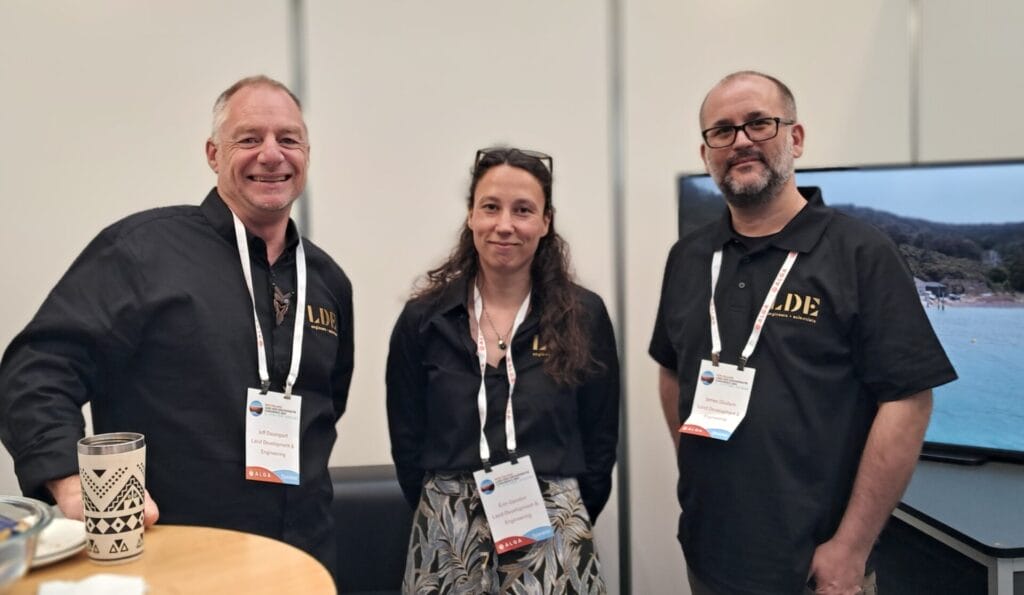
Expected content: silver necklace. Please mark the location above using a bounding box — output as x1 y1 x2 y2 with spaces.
482 308 515 351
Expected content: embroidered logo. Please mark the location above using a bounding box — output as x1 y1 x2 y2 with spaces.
769 292 820 324
306 305 339 336
531 335 549 358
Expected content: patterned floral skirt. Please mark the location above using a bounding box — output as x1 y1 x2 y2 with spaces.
402 473 607 595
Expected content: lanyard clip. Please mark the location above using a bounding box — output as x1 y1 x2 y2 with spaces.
260 380 271 395
711 352 720 367
481 457 492 473
508 449 519 465
737 355 747 371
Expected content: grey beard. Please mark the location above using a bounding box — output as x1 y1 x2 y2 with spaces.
721 166 790 210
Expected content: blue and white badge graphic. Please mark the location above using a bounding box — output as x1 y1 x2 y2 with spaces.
700 370 715 385
479 479 496 495
248 400 264 416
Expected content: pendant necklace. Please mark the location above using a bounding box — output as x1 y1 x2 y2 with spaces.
482 308 515 351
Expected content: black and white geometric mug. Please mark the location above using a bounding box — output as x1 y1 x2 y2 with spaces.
77 432 146 564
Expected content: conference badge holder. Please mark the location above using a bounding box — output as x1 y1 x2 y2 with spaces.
680 250 798 441
473 455 553 554
471 283 553 553
232 212 307 485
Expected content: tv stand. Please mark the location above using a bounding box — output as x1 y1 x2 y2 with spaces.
893 460 1024 595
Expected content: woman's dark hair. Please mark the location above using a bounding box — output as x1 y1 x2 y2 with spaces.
414 147 595 386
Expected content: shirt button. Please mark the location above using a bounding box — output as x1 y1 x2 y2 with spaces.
738 282 746 289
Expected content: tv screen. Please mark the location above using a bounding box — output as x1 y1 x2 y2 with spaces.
677 161 1024 461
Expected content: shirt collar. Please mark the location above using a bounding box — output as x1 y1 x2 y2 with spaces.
432 274 473 316
422 274 541 347
200 187 301 256
712 186 832 253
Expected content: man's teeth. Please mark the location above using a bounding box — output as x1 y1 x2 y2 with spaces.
253 175 288 182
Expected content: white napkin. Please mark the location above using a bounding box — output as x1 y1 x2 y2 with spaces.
38 574 146 595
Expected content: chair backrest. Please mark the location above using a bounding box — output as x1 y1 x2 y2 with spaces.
330 464 413 595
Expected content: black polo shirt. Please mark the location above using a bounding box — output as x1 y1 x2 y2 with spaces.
386 276 620 521
649 188 956 594
0 189 353 576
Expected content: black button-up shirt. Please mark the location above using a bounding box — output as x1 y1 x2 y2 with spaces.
386 277 620 521
650 188 957 594
0 189 353 574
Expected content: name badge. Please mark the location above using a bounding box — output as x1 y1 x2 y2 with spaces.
680 359 756 440
244 388 302 484
472 455 553 553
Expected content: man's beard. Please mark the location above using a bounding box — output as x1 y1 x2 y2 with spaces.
713 146 793 210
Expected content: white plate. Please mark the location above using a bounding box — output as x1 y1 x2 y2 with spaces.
32 518 86 568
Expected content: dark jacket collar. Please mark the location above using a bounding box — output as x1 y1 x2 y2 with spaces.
431 274 473 317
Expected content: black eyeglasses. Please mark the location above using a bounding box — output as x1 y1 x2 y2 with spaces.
475 147 553 175
701 117 795 149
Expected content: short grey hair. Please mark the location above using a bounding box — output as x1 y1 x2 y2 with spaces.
210 75 303 141
699 70 798 126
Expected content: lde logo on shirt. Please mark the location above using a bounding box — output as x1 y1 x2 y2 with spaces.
769 292 821 324
306 305 338 336
531 335 549 358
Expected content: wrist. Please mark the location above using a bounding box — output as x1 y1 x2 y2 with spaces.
46 475 81 500
826 532 872 562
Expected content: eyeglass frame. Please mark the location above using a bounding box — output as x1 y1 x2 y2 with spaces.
701 117 796 149
475 147 553 176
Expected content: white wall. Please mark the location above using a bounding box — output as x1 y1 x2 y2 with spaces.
919 0 1024 161
1 2 1021 594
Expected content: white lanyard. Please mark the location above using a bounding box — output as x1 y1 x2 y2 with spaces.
472 282 531 470
709 249 798 369
232 214 307 397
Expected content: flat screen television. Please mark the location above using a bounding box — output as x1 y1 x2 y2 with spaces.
677 160 1024 463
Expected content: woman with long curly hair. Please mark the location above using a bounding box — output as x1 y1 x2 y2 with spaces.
386 147 619 593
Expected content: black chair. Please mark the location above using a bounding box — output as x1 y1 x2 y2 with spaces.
330 465 413 595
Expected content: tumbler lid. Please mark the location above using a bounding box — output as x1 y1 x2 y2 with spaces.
77 432 145 455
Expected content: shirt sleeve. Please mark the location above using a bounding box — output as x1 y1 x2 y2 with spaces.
0 227 147 500
851 235 958 401
649 243 680 371
575 293 620 522
385 302 429 509
331 273 355 420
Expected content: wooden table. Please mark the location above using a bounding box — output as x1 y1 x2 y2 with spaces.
11 525 335 594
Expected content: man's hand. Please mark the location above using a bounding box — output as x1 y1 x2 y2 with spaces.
808 537 867 594
809 391 933 594
47 474 161 527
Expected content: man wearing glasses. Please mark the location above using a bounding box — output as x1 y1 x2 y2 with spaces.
649 71 956 594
